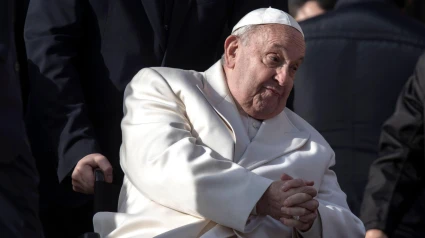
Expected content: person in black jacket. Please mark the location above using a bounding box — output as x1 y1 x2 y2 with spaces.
292 0 425 216
0 0 43 237
24 1 288 237
361 52 425 238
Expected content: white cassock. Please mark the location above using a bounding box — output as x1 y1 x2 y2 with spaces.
93 61 366 238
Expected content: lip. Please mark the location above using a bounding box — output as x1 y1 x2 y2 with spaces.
264 87 282 96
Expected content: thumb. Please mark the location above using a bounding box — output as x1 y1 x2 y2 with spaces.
280 173 293 181
95 156 113 183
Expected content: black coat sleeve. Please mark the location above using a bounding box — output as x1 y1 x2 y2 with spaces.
360 53 425 235
24 0 101 181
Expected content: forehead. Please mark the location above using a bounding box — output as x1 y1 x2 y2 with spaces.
251 25 305 58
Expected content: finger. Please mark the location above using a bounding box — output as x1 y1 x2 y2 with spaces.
281 206 311 216
267 202 293 219
299 212 317 224
72 182 93 194
81 164 96 189
281 179 307 191
271 211 292 220
72 179 82 193
292 199 319 212
280 173 293 181
72 185 82 193
280 213 292 219
280 218 312 232
79 154 113 182
72 165 95 194
94 156 113 183
72 173 94 193
304 180 314 186
80 154 100 167
284 193 313 207
286 185 317 198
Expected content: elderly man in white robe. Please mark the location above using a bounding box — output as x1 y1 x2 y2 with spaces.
93 8 365 238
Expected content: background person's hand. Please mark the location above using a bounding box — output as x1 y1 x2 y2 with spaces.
365 229 388 238
71 153 113 194
256 174 316 220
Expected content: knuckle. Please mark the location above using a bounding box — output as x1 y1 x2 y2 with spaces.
284 197 293 205
80 156 90 163
303 193 312 200
72 171 80 179
95 156 105 162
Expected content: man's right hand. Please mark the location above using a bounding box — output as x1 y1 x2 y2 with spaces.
256 174 317 220
71 153 113 194
365 229 388 238
279 177 319 231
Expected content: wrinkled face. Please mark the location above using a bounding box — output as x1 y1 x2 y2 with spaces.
224 24 305 120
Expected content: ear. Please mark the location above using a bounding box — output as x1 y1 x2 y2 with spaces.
223 35 239 69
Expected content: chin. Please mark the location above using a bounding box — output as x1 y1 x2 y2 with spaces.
256 107 287 120
245 101 286 120
250 110 277 120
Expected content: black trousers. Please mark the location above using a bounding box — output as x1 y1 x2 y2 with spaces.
40 201 93 238
0 155 44 238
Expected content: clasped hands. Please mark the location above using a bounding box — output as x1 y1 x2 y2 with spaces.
256 173 319 232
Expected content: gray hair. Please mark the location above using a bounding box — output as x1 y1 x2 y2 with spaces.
220 24 264 65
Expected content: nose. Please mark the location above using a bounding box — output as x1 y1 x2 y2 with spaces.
274 65 291 86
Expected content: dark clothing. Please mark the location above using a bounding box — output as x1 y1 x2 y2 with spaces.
24 0 288 236
40 201 93 238
361 52 425 238
293 0 425 215
0 0 43 237
335 0 396 7
25 0 288 185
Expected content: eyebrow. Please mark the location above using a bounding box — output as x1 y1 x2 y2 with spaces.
270 43 286 51
268 44 304 63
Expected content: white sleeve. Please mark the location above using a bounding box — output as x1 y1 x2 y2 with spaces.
314 153 366 237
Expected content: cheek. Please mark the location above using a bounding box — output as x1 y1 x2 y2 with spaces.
285 80 294 94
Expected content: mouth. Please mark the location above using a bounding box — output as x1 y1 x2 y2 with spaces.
264 87 282 97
